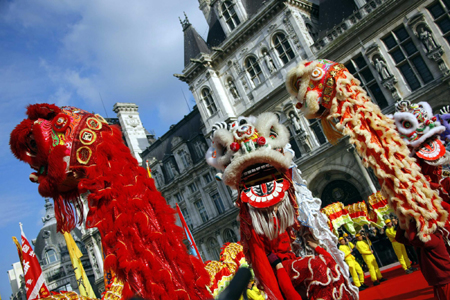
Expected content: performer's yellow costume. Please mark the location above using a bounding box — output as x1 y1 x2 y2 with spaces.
339 242 365 287
356 239 382 282
247 285 265 300
385 224 411 271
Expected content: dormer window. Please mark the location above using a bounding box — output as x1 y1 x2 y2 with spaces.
222 1 240 31
273 32 295 65
245 56 264 86
201 88 218 116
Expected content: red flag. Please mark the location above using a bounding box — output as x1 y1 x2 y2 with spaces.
20 223 50 300
176 204 203 263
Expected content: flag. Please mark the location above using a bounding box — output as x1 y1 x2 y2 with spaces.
63 232 96 298
19 223 50 300
176 204 202 263
12 236 24 269
145 160 152 178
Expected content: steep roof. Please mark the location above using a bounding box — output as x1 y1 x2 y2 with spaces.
317 0 357 38
241 0 265 16
142 107 204 163
206 10 226 47
182 17 211 67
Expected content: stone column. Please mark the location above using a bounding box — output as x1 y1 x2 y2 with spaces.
200 240 210 261
347 145 377 194
216 230 224 247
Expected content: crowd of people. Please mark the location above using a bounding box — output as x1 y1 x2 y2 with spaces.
336 213 450 299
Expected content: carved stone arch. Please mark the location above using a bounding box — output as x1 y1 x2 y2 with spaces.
270 30 290 48
306 164 366 199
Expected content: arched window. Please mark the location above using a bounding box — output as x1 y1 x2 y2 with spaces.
207 238 221 260
245 56 264 86
223 228 238 243
273 33 295 64
45 249 58 265
201 88 218 116
221 1 240 31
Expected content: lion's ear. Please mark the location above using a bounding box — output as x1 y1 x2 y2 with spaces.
26 103 61 120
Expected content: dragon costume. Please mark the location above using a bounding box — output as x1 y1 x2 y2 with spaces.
205 114 358 299
285 59 448 242
10 104 211 300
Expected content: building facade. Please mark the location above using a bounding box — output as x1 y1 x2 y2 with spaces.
173 0 450 265
9 199 99 300
140 107 240 261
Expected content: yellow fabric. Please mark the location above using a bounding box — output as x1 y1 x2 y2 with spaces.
392 241 411 270
347 260 364 287
63 232 96 298
356 241 382 282
339 244 355 261
385 226 397 243
247 286 265 300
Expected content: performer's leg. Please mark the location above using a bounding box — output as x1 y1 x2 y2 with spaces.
355 261 365 285
434 282 450 300
372 257 383 280
399 244 411 269
392 242 408 270
364 257 377 282
347 260 360 287
275 265 302 300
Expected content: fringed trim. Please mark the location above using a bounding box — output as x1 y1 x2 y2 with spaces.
327 70 448 242
248 194 295 240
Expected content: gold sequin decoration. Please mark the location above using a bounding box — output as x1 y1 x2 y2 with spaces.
76 147 92 165
79 128 97 145
86 117 102 130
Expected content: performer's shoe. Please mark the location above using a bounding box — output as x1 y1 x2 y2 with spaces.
373 281 380 286
405 268 414 274
379 278 387 282
361 283 369 288
408 267 418 272
359 286 366 291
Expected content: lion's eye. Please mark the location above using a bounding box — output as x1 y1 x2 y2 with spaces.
26 134 38 156
402 120 412 129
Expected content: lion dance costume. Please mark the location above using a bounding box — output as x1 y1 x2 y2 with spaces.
10 104 211 300
285 59 448 242
205 114 358 299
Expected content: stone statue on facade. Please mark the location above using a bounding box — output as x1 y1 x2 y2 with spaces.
227 79 239 99
288 110 303 134
263 51 276 73
374 57 392 80
419 26 438 52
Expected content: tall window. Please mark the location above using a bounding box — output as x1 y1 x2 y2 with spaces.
223 228 238 243
195 200 209 223
222 1 240 31
308 119 327 145
175 193 183 203
179 150 190 169
45 249 58 265
188 183 198 193
207 238 221 260
193 140 207 159
201 88 217 116
164 161 175 181
273 33 295 64
181 208 194 231
211 192 225 214
203 172 213 184
245 56 264 86
428 1 450 45
344 55 388 109
382 26 433 91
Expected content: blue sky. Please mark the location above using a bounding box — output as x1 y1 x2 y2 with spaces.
0 1 208 297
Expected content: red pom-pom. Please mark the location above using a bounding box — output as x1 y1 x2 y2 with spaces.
230 142 240 152
256 136 266 146
52 113 71 132
296 102 303 109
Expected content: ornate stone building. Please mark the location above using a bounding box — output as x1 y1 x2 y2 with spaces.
140 106 240 261
173 0 450 266
9 199 99 300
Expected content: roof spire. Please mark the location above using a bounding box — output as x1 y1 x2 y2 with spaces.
180 11 191 31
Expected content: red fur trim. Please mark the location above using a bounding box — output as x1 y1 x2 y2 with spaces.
26 103 60 120
10 119 33 163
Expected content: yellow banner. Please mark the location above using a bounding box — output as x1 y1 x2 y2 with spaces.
63 232 96 298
